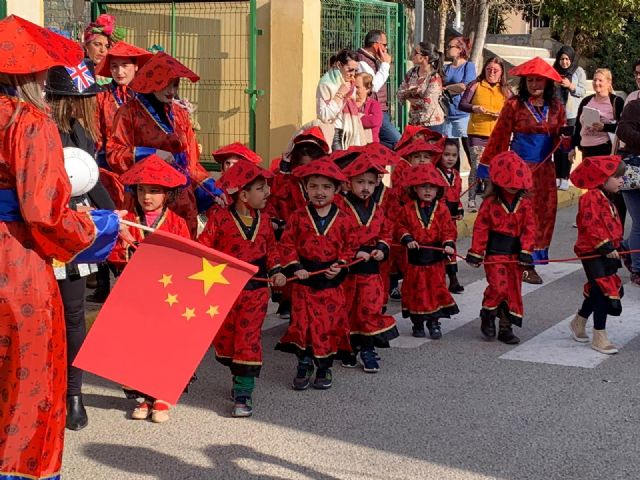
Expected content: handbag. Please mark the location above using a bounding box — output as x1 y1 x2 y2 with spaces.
621 154 640 190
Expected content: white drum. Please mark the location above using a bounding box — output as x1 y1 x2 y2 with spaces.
63 147 100 196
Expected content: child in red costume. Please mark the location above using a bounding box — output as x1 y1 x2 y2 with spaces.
397 163 459 339
392 125 444 188
337 154 398 373
114 154 190 423
569 155 626 354
276 159 355 390
466 152 536 344
437 139 465 294
198 159 286 416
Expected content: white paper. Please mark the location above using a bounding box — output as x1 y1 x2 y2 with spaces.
581 106 601 127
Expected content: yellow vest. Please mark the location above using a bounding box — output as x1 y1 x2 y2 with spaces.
467 80 508 137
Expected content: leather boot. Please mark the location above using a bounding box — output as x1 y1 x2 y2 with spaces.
522 267 543 285
497 313 520 344
480 315 496 338
66 395 88 431
591 329 618 354
569 313 589 343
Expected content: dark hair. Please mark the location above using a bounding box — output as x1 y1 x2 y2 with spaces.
329 54 338 68
416 42 444 78
634 59 640 72
290 142 326 168
303 174 341 189
443 138 459 151
478 56 512 98
517 76 556 105
482 182 528 199
334 48 359 66
613 161 626 178
447 36 471 59
364 29 386 48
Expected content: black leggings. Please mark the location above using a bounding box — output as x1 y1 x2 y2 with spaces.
58 276 87 396
578 282 608 330
555 118 576 179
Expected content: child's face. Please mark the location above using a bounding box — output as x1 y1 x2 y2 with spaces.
222 156 243 172
441 145 458 169
239 178 270 209
305 175 337 208
137 184 167 212
349 171 378 201
414 183 438 202
604 175 623 193
408 152 432 166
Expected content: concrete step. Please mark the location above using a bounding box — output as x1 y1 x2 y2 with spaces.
500 55 555 67
484 43 552 59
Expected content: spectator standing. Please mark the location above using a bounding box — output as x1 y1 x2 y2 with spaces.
553 46 587 190
354 72 383 143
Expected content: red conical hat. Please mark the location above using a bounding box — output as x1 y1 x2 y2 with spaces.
342 154 387 178
0 15 84 74
212 142 262 165
395 125 443 151
328 145 365 170
120 154 187 188
489 151 532 190
218 159 273 195
360 142 401 166
396 139 444 159
508 57 563 82
401 163 448 188
289 126 330 155
293 157 347 182
95 41 153 78
128 52 199 93
570 155 622 189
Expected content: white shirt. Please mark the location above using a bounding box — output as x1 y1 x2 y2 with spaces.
358 60 390 93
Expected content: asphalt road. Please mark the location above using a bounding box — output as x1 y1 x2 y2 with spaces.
64 203 640 480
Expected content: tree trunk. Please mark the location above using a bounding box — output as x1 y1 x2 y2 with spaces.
469 0 489 73
463 0 480 51
405 6 416 58
437 1 449 52
561 24 576 46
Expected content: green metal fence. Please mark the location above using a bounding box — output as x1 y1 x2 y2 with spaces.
92 0 257 169
320 0 406 130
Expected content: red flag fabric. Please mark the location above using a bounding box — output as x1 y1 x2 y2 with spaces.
74 230 258 404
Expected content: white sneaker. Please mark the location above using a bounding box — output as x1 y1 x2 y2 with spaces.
559 179 570 191
556 178 561 188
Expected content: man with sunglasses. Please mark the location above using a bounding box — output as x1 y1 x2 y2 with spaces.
357 29 401 149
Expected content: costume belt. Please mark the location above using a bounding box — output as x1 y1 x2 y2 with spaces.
511 133 553 163
486 231 521 255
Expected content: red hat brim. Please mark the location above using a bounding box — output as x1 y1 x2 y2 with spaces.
119 154 187 188
95 41 154 78
401 163 448 188
489 151 532 190
218 159 273 195
292 126 330 154
0 15 84 74
361 142 401 166
212 142 262 165
396 139 444 159
293 158 348 182
570 155 622 189
395 125 443 151
508 57 563 82
128 52 200 93
342 154 387 178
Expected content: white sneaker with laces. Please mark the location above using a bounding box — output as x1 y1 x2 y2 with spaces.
559 179 570 191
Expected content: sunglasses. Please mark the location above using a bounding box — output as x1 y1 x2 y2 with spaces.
377 41 388 47
447 44 460 49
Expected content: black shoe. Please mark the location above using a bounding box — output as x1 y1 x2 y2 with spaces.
481 316 496 338
427 321 442 340
276 301 291 320
86 289 109 304
381 305 387 314
312 368 333 389
66 395 88 431
122 386 144 399
498 328 520 344
389 287 402 301
341 353 358 368
411 324 426 338
231 396 253 418
476 180 486 195
360 349 380 373
292 362 314 390
448 279 464 294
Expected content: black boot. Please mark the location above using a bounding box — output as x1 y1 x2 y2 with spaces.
411 318 426 338
480 315 496 338
498 314 520 344
448 272 464 294
66 395 88 431
426 320 442 340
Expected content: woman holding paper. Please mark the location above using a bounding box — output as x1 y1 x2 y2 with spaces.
572 68 626 222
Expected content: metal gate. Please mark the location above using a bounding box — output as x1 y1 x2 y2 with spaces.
92 0 259 168
320 0 406 129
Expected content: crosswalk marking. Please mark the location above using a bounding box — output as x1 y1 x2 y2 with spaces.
500 283 640 368
390 262 584 348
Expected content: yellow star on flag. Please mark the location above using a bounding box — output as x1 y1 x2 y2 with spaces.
206 305 220 318
188 258 230 295
165 293 179 307
159 274 173 288
181 307 196 321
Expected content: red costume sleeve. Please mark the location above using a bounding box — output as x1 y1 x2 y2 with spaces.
480 98 516 168
439 202 457 245
519 198 536 254
278 208 302 269
107 104 137 174
575 190 622 255
468 199 492 260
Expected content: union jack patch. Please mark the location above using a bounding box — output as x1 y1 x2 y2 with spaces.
65 61 95 93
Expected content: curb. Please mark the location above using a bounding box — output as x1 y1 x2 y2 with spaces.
456 186 583 240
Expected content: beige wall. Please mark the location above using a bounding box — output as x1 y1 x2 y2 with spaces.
7 0 43 24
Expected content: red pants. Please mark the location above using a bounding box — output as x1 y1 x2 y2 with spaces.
481 255 525 326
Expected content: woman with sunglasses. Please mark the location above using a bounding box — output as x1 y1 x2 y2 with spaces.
397 42 445 130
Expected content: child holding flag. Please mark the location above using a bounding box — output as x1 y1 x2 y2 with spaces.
198 159 286 417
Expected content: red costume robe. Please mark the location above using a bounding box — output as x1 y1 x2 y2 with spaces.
479 97 566 262
396 198 459 319
371 182 400 299
466 192 536 326
438 166 464 273
336 193 398 348
108 93 221 237
574 189 624 315
275 203 355 364
0 95 116 480
198 207 281 376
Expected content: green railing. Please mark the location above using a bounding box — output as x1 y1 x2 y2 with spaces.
320 0 406 130
0 0 7 19
91 0 257 170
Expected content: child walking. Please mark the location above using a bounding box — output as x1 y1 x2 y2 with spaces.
338 154 399 372
276 159 355 390
437 138 465 293
396 163 459 339
198 159 286 416
114 154 191 423
465 152 536 344
569 155 626 354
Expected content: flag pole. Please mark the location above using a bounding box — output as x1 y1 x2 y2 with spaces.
121 219 156 233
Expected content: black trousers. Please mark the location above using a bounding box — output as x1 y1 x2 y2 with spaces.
578 282 609 330
555 118 576 179
58 275 87 396
581 143 627 226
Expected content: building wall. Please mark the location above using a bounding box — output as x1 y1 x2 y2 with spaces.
7 0 43 24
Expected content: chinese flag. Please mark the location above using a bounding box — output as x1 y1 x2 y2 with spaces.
74 230 258 404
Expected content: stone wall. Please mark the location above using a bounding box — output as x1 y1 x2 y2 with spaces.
486 33 531 46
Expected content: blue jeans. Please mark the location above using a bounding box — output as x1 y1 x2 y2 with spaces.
442 116 469 138
379 112 401 150
622 189 640 272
